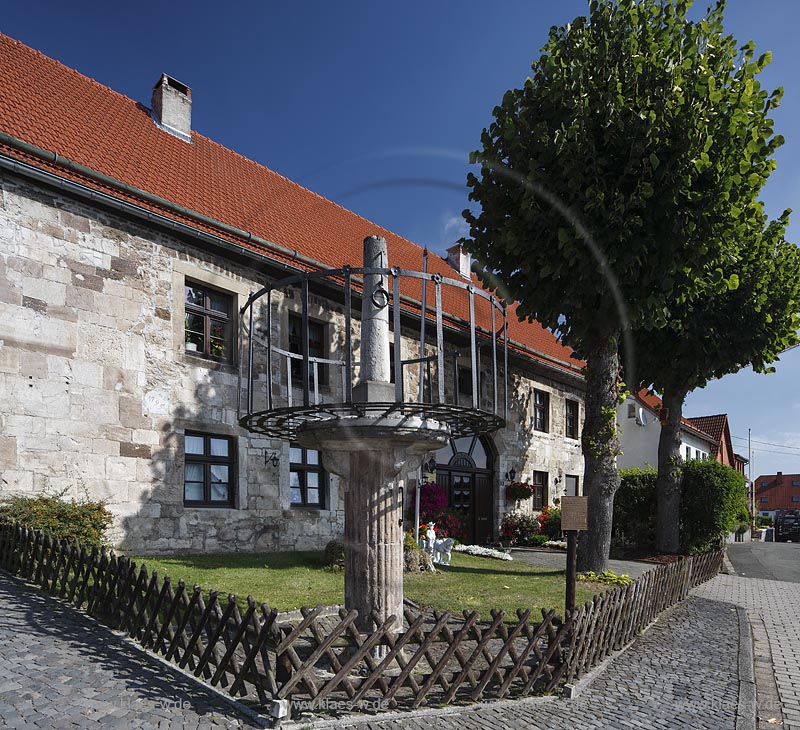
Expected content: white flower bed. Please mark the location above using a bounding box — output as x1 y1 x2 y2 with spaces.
544 540 567 549
453 544 513 561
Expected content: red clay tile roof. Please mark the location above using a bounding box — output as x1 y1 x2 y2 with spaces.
685 415 728 448
635 389 663 414
634 389 719 445
0 33 584 378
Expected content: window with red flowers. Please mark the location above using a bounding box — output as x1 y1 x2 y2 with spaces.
184 282 233 363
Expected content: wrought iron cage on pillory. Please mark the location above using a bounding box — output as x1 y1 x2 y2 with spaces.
236 249 509 441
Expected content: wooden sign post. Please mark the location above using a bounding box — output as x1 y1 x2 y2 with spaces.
560 496 588 614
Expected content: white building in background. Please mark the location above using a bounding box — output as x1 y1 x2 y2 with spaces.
617 389 716 471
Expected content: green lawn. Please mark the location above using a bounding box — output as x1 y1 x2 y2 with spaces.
131 551 597 618
130 551 343 612
406 553 597 618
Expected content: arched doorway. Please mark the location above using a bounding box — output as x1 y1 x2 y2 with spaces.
434 435 495 544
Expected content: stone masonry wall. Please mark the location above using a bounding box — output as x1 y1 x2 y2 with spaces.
0 174 344 553
0 171 584 553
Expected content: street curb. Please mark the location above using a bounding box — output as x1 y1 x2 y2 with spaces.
736 606 757 730
0 569 271 728
282 693 557 729
722 552 737 576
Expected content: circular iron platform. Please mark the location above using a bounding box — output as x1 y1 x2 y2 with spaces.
239 401 505 441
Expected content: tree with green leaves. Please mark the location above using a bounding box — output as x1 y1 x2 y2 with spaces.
634 210 799 554
463 0 787 570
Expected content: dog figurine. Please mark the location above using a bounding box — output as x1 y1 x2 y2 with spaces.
432 537 455 565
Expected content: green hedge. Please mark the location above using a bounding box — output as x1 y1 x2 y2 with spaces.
0 493 113 547
613 460 748 554
681 460 748 553
613 467 658 552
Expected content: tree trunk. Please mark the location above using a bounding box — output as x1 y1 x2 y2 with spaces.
576 330 622 573
655 386 688 554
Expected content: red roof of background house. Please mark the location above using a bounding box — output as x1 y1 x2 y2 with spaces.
0 33 584 377
686 414 736 465
634 389 717 444
685 415 727 446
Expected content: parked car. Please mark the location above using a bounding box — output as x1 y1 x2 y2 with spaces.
774 509 800 543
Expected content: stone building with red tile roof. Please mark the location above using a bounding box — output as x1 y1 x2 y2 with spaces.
0 34 587 552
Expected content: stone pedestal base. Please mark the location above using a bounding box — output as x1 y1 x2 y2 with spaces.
344 448 403 632
297 417 448 633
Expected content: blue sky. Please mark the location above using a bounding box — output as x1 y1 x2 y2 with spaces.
3 0 799 479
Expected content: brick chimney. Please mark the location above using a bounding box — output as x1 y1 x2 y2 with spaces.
151 74 192 142
445 243 471 279
777 471 784 485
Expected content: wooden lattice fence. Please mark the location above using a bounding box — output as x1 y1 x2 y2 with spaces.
563 549 724 683
0 522 722 716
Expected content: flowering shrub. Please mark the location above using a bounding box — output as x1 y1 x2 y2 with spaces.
578 570 633 586
454 544 513 561
538 505 562 539
416 481 466 543
499 512 541 546
419 481 447 520
432 510 466 542
417 511 466 543
418 523 430 541
505 481 535 502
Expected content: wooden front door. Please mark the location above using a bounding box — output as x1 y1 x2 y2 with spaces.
435 435 495 545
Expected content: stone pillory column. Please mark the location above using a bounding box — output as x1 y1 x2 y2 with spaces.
347 236 401 629
359 235 391 386
297 236 449 634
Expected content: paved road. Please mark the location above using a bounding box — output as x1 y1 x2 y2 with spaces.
696 568 800 730
0 571 266 729
727 541 800 583
509 548 654 578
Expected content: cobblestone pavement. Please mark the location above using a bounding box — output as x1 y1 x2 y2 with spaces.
695 573 800 730
293 595 742 730
509 548 653 578
0 571 267 729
